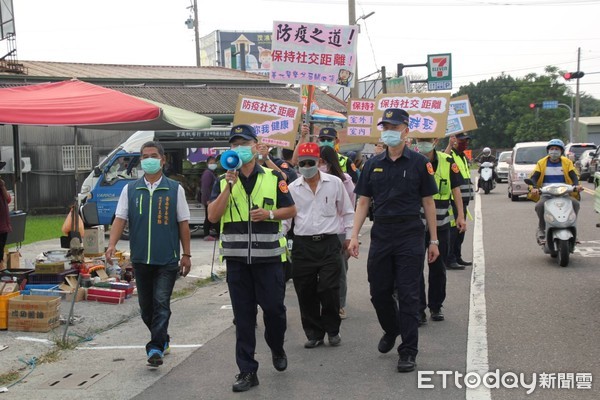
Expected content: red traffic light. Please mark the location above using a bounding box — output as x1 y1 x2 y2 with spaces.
529 103 541 109
563 71 584 80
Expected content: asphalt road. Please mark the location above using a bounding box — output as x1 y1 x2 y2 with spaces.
4 180 599 399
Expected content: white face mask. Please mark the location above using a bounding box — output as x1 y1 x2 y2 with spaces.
207 164 217 171
318 164 329 173
548 149 561 160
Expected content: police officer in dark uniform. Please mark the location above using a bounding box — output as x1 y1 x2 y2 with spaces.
348 108 440 373
272 149 299 183
316 127 359 183
208 125 296 392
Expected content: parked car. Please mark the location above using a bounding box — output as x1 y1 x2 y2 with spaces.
495 150 512 183
564 142 597 162
589 148 600 182
575 149 596 182
508 141 548 201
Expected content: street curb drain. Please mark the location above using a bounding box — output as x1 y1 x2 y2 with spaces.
40 371 110 389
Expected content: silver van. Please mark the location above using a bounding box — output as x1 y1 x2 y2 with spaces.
508 141 548 201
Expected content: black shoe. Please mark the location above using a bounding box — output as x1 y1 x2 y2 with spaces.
447 262 465 270
431 308 445 321
397 354 417 373
232 372 259 392
378 333 396 353
457 258 472 266
272 351 287 371
418 311 428 327
304 338 324 349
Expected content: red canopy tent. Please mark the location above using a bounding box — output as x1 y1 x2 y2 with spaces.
0 79 212 209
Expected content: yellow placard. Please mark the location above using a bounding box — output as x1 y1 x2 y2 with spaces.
232 95 302 150
445 95 478 136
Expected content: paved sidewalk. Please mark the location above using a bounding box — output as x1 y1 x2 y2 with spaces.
0 233 226 383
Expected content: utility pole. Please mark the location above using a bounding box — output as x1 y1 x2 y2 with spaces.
193 0 201 67
349 0 358 99
574 47 581 141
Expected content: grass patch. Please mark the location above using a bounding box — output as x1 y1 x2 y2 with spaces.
171 274 223 300
0 370 20 387
10 214 64 247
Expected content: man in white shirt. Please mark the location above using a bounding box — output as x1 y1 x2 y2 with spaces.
285 142 354 348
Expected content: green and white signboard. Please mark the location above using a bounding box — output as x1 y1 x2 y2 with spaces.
427 53 452 91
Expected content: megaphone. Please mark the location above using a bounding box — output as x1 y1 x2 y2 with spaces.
220 150 243 171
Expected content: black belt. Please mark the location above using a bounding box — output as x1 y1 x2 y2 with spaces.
295 234 338 242
373 215 420 224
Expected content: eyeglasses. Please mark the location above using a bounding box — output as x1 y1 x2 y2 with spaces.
318 137 333 142
298 159 316 167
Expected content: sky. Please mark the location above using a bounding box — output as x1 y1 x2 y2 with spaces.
6 0 600 100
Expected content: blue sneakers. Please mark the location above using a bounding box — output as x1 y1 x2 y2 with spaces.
147 349 164 367
163 342 170 355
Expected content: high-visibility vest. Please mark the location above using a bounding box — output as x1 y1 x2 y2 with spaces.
338 154 349 173
452 149 474 201
219 168 287 264
421 151 453 229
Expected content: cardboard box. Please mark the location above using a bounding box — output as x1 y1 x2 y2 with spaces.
110 282 134 298
58 275 86 302
35 261 68 274
84 226 105 255
8 295 60 332
87 287 125 304
5 251 20 269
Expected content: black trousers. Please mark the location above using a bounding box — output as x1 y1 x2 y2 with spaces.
292 235 342 340
448 200 469 264
367 220 425 357
419 228 449 312
226 260 287 373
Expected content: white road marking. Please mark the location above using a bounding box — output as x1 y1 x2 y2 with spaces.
76 344 203 350
466 192 492 400
15 337 53 345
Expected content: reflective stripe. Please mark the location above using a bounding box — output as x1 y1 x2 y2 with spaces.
220 246 286 258
221 232 284 242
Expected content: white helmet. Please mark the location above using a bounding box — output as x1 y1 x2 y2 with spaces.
483 147 491 155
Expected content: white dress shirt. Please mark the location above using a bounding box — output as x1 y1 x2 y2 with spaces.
115 176 190 222
285 171 354 239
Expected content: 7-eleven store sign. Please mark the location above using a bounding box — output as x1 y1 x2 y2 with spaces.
427 53 452 91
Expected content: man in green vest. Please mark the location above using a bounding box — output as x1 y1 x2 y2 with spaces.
445 133 474 270
106 141 192 368
412 138 466 324
208 124 296 393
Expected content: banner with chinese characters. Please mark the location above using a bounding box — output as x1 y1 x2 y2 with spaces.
270 21 358 88
445 95 478 136
372 93 451 139
232 95 302 150
343 98 378 144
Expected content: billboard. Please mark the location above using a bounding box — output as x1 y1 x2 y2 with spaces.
199 30 272 75
1 0 15 40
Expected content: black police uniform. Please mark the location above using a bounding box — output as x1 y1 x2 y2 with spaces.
419 152 464 316
272 157 299 183
210 163 294 373
354 146 438 358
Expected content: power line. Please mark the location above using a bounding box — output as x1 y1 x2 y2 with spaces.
273 0 600 6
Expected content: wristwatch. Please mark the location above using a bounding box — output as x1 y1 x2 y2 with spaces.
429 240 439 246
269 210 275 220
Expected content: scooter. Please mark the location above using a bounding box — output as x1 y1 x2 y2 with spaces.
478 162 496 194
524 179 578 267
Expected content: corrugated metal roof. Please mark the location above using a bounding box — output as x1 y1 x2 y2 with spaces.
0 60 269 81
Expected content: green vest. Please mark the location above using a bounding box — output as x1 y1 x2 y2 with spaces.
338 154 349 173
127 177 180 265
421 152 453 229
452 149 474 201
219 167 287 264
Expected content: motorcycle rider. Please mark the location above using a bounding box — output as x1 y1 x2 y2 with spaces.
475 147 498 184
528 139 582 241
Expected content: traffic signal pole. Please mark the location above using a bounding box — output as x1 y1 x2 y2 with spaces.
575 47 581 141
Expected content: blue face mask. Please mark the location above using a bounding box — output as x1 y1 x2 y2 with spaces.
233 146 255 164
141 158 162 174
381 130 402 147
318 140 334 148
412 142 435 154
